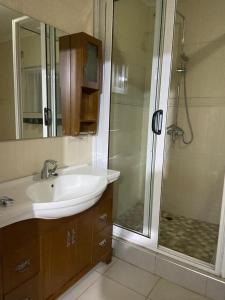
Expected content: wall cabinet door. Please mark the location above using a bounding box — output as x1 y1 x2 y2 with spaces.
41 221 78 299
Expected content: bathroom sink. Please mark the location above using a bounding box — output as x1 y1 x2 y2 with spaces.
26 174 108 218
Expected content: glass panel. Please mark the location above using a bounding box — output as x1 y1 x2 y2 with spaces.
108 0 159 235
0 3 67 141
20 20 43 139
159 0 223 264
85 42 98 83
55 29 64 136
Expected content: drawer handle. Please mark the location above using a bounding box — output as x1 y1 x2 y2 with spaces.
71 228 76 245
15 259 31 273
99 213 107 224
99 239 107 248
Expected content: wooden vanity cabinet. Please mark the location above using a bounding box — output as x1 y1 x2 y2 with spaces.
59 32 102 136
40 209 94 299
0 184 113 300
0 231 2 300
0 220 40 300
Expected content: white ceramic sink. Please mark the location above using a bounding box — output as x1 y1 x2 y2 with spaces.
26 174 108 218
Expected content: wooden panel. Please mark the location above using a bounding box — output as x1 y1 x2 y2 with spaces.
76 209 93 272
93 226 112 265
59 32 102 136
0 259 2 300
0 229 2 300
3 239 39 294
4 276 39 300
59 35 71 135
94 185 113 233
2 220 38 252
70 33 83 135
80 89 98 122
40 220 78 299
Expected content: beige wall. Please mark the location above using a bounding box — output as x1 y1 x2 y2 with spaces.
0 0 93 35
0 0 93 182
162 0 225 224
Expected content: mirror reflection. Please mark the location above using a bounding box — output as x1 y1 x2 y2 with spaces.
0 4 66 141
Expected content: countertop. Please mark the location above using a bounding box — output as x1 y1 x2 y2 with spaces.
0 164 120 229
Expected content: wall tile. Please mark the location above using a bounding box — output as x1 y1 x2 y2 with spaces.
155 257 207 295
113 238 156 274
206 277 225 300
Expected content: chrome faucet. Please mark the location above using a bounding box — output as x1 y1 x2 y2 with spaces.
0 196 14 207
41 160 58 179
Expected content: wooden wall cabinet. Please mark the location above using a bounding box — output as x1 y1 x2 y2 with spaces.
59 32 102 136
0 185 113 300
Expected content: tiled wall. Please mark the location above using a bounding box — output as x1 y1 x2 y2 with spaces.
0 0 93 182
162 0 225 224
113 238 225 300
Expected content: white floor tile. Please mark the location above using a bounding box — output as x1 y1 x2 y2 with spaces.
78 276 145 300
57 270 101 300
94 256 118 274
149 279 209 300
104 259 159 296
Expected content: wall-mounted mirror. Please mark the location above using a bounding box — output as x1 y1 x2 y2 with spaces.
0 4 67 141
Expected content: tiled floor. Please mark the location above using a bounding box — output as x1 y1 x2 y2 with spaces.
58 257 210 300
115 202 219 263
159 211 219 263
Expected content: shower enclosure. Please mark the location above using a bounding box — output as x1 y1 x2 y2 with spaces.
95 0 225 277
108 0 161 237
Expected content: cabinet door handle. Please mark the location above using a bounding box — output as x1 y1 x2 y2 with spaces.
15 259 31 273
66 230 71 247
71 228 76 245
98 239 107 248
99 213 107 224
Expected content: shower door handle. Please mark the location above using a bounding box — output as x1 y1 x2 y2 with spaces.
152 110 163 135
44 107 52 126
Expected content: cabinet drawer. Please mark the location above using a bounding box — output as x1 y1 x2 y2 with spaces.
4 276 39 300
3 240 39 293
93 226 112 264
94 185 113 233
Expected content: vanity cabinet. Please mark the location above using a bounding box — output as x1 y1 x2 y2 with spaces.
59 32 102 136
40 209 93 299
0 184 113 300
1 220 40 299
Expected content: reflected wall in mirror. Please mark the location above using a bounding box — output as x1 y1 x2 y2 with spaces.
0 4 67 141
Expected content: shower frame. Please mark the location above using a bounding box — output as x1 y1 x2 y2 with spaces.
92 0 225 278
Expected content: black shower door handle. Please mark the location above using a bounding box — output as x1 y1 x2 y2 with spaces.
152 109 163 135
44 107 52 126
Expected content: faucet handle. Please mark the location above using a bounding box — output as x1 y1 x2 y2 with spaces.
46 160 58 175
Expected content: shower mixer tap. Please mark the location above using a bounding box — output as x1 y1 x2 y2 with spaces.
167 124 184 143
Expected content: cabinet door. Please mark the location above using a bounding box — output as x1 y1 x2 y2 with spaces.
41 221 78 299
4 276 39 300
0 261 2 300
83 37 102 90
76 210 93 272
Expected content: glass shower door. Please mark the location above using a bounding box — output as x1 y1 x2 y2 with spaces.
108 0 162 236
